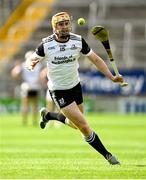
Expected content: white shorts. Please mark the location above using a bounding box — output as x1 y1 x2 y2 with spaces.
20 82 39 98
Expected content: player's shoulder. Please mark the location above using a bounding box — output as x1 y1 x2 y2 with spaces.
69 33 82 41
42 34 55 44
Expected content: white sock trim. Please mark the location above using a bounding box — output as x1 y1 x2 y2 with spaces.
65 118 69 125
84 131 95 143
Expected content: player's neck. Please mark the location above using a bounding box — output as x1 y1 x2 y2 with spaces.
54 34 69 43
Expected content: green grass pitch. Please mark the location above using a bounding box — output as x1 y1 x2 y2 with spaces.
0 113 146 179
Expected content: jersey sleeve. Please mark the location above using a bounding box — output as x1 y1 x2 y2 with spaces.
35 42 45 57
80 38 92 55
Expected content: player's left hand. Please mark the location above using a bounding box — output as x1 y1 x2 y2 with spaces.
112 75 124 83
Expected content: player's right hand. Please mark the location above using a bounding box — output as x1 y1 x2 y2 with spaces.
26 59 39 71
30 59 39 68
112 75 124 83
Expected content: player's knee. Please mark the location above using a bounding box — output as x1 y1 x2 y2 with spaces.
80 123 90 135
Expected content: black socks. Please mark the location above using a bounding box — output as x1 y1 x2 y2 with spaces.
44 113 111 159
45 112 66 124
85 131 111 159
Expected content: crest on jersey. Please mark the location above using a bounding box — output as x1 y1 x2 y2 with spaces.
59 98 65 106
71 44 77 50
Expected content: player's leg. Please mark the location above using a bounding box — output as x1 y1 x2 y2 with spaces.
21 97 29 126
61 102 120 165
46 90 62 128
40 85 84 129
40 83 120 164
40 96 80 129
31 96 39 126
20 83 29 126
40 106 77 129
77 104 120 164
40 89 77 129
27 90 39 126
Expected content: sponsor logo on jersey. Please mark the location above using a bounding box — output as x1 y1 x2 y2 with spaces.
48 46 55 50
52 55 76 64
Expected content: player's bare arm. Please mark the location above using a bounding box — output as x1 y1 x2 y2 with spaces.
87 51 124 83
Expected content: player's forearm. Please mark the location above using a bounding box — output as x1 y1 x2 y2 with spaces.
88 52 114 81
95 59 114 81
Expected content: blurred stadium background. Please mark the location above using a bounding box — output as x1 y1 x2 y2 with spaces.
0 0 146 114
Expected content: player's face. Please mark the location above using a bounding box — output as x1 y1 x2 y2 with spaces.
55 20 71 38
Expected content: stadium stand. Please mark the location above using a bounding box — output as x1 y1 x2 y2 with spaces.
0 0 21 27
0 0 55 62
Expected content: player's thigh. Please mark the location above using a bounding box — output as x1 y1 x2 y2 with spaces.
78 103 84 113
61 102 90 133
47 100 55 111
